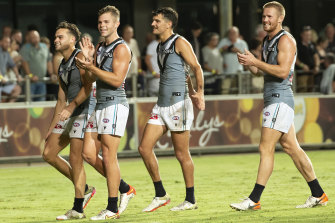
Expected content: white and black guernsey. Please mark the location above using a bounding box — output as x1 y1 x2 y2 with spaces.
262 30 297 109
156 34 189 107
58 48 91 117
95 38 131 110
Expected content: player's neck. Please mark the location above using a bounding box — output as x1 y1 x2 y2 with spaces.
267 26 283 40
62 46 75 61
105 33 120 45
160 30 174 43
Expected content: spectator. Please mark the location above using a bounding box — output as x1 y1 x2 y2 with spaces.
249 38 263 93
145 35 160 96
20 30 53 101
316 36 329 69
325 23 335 54
122 24 143 97
186 21 203 64
1 25 12 38
283 25 291 33
320 53 335 94
41 36 58 100
296 26 320 92
254 24 267 42
218 26 248 94
11 29 23 46
0 36 22 102
202 32 223 94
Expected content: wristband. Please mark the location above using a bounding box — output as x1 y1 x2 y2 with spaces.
152 71 157 75
211 69 216 74
0 74 3 80
28 73 33 78
138 68 142 73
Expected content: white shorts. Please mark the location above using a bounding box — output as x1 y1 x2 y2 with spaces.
262 102 294 133
147 98 194 131
85 104 129 136
52 113 88 138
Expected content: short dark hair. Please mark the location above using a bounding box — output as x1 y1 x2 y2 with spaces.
191 21 202 30
98 5 120 21
152 7 178 29
56 21 81 42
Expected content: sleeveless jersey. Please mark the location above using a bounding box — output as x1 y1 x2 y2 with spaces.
58 48 90 117
95 38 131 110
156 34 189 107
262 30 296 109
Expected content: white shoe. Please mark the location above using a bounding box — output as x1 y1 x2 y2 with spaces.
230 198 261 211
119 185 136 214
142 194 171 212
83 185 96 209
296 193 328 208
170 200 198 211
90 209 120 220
56 209 85 220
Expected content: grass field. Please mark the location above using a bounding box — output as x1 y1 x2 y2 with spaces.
0 150 334 223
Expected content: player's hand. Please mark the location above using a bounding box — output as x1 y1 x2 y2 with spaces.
237 49 256 66
79 36 95 61
76 56 93 71
190 91 205 111
59 104 75 121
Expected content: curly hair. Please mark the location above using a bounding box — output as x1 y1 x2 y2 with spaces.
56 21 81 42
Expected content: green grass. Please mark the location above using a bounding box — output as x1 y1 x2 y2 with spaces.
0 150 334 223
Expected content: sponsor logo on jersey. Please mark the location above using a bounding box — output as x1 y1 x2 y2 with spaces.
73 122 80 127
103 118 109 123
150 114 158 120
172 116 179 120
265 111 270 116
163 49 174 54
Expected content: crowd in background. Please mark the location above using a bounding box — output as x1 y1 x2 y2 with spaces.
1 21 335 102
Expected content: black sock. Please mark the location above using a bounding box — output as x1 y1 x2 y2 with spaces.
308 179 324 197
72 198 84 213
154 181 166 197
85 184 88 193
249 183 265 203
185 187 195 204
119 179 130 194
106 197 118 213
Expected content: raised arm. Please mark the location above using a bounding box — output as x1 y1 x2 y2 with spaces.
77 44 131 88
237 35 296 79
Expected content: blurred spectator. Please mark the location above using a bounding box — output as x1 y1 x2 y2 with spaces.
254 24 267 42
0 35 22 102
1 25 12 38
283 25 291 33
145 35 160 96
249 38 263 93
320 53 335 94
11 29 23 46
218 26 248 94
186 21 203 64
20 30 53 101
296 26 320 92
311 28 319 44
82 32 93 43
316 36 329 69
122 24 143 97
325 23 335 54
202 32 223 94
41 36 58 100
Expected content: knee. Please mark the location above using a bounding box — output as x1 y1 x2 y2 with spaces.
138 145 149 157
42 147 54 164
175 150 191 164
82 150 95 165
258 144 275 156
